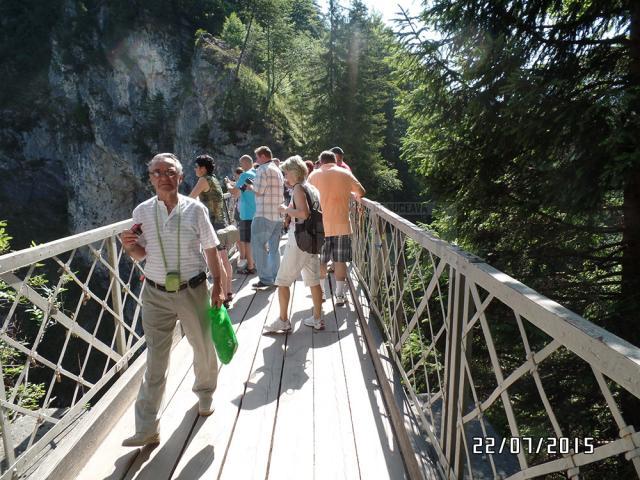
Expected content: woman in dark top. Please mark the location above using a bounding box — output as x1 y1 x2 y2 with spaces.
189 154 234 306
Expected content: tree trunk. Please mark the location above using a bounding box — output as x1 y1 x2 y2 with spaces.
328 0 336 94
234 2 255 81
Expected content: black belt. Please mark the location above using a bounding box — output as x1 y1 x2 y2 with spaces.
146 272 207 292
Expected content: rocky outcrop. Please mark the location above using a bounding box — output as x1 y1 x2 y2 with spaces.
0 13 296 249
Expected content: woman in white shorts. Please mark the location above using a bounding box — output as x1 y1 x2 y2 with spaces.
263 155 324 333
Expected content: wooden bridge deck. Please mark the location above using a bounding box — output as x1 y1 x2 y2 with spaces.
72 254 437 479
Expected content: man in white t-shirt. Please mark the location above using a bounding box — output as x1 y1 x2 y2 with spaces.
120 153 225 447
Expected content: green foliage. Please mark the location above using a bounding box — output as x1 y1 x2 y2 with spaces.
300 0 404 200
15 383 46 411
221 12 246 49
396 0 640 475
0 221 12 254
222 65 269 134
0 223 48 413
397 0 638 336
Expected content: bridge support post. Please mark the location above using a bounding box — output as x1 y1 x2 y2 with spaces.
392 231 407 349
443 267 468 478
0 368 17 473
106 236 128 362
369 210 383 303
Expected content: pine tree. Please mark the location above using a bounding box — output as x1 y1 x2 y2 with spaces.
305 0 401 199
397 0 640 445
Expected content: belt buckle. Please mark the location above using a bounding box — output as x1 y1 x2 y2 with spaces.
188 272 205 288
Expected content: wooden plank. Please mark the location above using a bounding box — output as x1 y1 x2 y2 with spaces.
126 270 256 480
333 276 407 479
216 283 292 480
267 280 315 480
348 267 440 479
124 368 199 480
76 333 193 480
313 275 360 480
169 283 279 478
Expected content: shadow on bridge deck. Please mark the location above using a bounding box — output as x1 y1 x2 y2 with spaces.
63 249 439 480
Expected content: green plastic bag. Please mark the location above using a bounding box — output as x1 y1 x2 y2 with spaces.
208 305 238 364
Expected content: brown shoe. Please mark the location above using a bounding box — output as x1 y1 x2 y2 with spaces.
122 432 160 447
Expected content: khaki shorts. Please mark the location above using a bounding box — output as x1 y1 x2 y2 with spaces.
275 234 321 287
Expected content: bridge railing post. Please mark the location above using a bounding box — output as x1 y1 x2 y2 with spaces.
442 266 468 479
106 235 127 360
369 209 382 303
0 369 16 474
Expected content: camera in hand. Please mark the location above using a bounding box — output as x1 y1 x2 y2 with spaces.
131 223 143 236
240 178 253 192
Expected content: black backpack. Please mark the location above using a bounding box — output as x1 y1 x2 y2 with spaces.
292 183 325 254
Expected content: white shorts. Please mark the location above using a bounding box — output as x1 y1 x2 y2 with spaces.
275 233 321 287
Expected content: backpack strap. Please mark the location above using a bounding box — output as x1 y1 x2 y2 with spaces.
291 183 314 213
303 184 314 209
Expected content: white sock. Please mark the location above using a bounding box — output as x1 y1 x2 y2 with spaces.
336 281 345 296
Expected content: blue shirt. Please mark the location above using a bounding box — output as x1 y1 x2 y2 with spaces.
237 169 257 220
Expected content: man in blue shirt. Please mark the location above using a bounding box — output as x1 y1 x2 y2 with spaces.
228 154 256 274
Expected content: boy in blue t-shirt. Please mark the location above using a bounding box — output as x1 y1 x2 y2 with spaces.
228 155 256 274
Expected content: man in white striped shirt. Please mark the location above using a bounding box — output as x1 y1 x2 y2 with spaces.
246 145 284 288
120 153 225 447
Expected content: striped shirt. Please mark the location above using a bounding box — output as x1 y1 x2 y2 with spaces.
132 194 219 285
253 161 283 221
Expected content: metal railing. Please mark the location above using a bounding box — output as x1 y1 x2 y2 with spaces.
351 198 640 479
0 220 145 479
0 194 236 479
2 192 638 479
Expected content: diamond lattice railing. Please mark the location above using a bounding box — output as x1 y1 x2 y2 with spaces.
0 194 237 479
350 198 640 480
0 220 146 478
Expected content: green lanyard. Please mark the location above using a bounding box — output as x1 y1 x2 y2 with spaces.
154 198 181 276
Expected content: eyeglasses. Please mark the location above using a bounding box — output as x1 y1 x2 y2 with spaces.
149 170 178 178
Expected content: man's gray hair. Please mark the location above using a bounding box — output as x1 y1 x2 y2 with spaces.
148 153 183 175
281 155 308 181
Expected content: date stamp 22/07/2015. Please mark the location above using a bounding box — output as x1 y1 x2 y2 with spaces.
472 437 595 455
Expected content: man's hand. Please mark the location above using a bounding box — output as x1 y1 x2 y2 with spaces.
204 247 225 307
120 229 138 250
120 229 146 261
211 278 225 308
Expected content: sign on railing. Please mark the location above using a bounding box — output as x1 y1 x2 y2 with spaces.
350 198 640 480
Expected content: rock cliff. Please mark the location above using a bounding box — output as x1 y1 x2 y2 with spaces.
0 7 298 249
